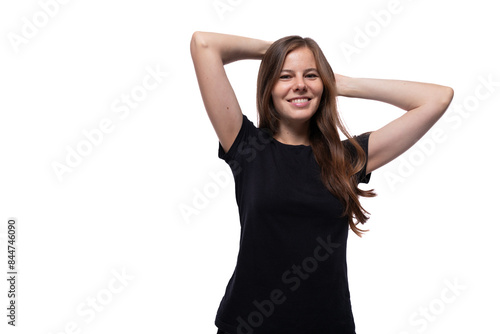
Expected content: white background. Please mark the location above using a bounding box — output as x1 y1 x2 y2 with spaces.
1 0 499 333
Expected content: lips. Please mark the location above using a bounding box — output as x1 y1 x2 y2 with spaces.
288 97 312 107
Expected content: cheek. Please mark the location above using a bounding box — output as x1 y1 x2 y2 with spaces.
313 85 324 108
270 93 282 114
315 85 324 102
271 87 286 106
316 82 324 95
271 91 279 107
270 86 278 102
272 83 286 98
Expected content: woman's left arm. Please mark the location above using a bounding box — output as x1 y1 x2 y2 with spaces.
335 74 454 174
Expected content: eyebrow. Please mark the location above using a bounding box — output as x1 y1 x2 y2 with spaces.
281 68 319 73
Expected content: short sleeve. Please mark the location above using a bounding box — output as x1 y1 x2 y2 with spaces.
217 114 273 175
218 114 251 162
343 132 372 184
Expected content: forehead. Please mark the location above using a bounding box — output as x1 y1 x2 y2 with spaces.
282 47 317 70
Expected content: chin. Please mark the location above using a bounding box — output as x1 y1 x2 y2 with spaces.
281 109 317 123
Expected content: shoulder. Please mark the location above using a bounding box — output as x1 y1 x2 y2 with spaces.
342 132 372 184
342 132 372 154
218 114 274 161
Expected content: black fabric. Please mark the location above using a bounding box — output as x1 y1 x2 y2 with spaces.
215 115 372 334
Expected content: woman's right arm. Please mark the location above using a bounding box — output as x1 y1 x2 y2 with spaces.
190 31 272 152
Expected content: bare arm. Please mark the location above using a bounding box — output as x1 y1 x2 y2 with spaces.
335 74 454 174
190 31 272 152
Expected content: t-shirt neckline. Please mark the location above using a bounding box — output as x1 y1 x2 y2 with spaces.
272 137 311 149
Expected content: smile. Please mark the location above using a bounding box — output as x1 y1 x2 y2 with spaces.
288 97 312 107
288 98 311 103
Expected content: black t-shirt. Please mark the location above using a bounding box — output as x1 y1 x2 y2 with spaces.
215 115 372 334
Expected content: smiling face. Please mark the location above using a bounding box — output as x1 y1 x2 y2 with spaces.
271 47 324 126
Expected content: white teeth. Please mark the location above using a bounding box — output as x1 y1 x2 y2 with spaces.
291 98 309 103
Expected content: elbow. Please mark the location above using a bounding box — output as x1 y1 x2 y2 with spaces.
426 86 454 116
443 86 454 104
190 31 209 56
420 86 454 118
439 86 454 113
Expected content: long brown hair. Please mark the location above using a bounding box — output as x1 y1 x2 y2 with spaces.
256 35 376 237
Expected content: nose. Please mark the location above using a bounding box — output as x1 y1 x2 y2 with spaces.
294 78 307 92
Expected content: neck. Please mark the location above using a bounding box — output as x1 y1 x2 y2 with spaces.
274 120 311 146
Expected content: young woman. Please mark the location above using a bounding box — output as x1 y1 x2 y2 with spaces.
190 31 453 334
